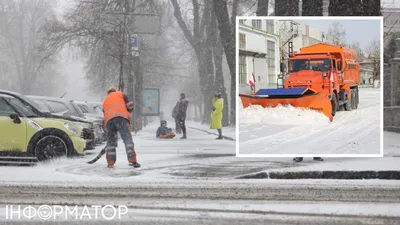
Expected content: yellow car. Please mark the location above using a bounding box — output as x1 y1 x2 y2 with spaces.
0 92 86 163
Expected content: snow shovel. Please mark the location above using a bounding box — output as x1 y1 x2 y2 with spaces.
87 147 106 164
239 87 333 121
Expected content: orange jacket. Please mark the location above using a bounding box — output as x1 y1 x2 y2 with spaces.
102 91 131 125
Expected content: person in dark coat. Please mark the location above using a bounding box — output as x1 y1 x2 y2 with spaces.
156 120 176 139
172 105 181 134
175 93 189 139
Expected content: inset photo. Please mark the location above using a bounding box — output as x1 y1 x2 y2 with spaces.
237 17 383 157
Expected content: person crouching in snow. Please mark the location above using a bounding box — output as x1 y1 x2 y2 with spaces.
210 93 223 140
156 120 176 139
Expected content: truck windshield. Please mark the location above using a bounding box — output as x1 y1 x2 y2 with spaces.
290 59 330 72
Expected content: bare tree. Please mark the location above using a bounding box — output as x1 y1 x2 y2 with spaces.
302 0 323 16
365 39 380 87
349 41 364 59
275 0 299 16
170 0 228 124
0 0 63 94
256 0 269 16
212 0 237 125
326 22 347 46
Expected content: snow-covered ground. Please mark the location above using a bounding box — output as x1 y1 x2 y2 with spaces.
239 88 381 155
0 121 237 184
0 126 399 223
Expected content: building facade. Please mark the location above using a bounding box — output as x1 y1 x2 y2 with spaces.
238 19 280 93
278 20 325 73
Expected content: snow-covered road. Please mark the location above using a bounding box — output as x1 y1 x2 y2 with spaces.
0 123 399 223
239 88 381 155
1 181 400 224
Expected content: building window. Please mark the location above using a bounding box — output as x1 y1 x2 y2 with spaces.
239 19 245 24
239 33 246 49
266 20 274 33
268 40 276 82
239 55 247 84
252 20 262 29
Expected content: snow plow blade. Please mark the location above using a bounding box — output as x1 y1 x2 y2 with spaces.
239 88 333 121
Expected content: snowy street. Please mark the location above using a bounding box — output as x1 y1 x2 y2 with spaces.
0 124 400 223
239 88 381 155
1 181 400 224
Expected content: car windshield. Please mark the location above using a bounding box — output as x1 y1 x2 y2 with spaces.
78 103 99 114
31 99 51 113
290 59 330 72
78 104 89 113
19 95 51 114
7 97 38 117
46 100 80 117
69 101 85 117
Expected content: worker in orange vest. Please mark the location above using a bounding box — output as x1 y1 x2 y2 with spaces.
102 87 140 168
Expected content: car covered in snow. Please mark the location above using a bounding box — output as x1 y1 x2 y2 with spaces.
27 96 106 144
0 93 86 163
75 101 103 118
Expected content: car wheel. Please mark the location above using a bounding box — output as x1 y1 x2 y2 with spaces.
34 135 69 161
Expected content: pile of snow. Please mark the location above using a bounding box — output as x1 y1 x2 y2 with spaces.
239 104 331 125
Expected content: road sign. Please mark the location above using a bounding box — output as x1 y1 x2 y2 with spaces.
130 34 139 56
130 35 138 49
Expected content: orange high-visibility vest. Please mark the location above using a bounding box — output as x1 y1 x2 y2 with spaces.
102 92 130 125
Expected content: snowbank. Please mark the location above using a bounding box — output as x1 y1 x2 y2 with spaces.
239 104 331 125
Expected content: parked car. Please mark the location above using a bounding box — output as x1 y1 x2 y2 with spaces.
0 92 86 163
75 101 103 117
75 101 107 141
27 96 105 144
0 90 96 150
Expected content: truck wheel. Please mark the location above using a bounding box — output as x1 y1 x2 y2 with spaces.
331 94 338 116
351 89 358 110
344 91 352 111
354 87 359 109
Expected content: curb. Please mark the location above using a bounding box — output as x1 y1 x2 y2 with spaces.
237 171 400 180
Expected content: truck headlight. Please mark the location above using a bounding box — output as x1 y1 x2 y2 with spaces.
63 123 80 136
323 72 328 77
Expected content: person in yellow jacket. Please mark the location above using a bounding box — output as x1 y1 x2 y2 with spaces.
102 87 140 168
210 93 224 140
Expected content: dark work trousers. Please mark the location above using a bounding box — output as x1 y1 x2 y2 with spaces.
105 117 137 165
175 118 181 134
179 118 186 136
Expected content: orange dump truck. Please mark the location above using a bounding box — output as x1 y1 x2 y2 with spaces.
239 43 360 121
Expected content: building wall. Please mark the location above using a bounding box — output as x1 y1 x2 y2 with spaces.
292 24 324 53
238 19 280 92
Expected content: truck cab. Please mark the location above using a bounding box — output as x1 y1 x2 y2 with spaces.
283 43 360 116
285 54 339 97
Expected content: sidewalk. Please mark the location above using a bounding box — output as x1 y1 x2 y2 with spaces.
185 121 236 140
237 131 400 180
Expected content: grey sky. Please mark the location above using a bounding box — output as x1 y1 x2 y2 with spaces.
293 19 381 50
